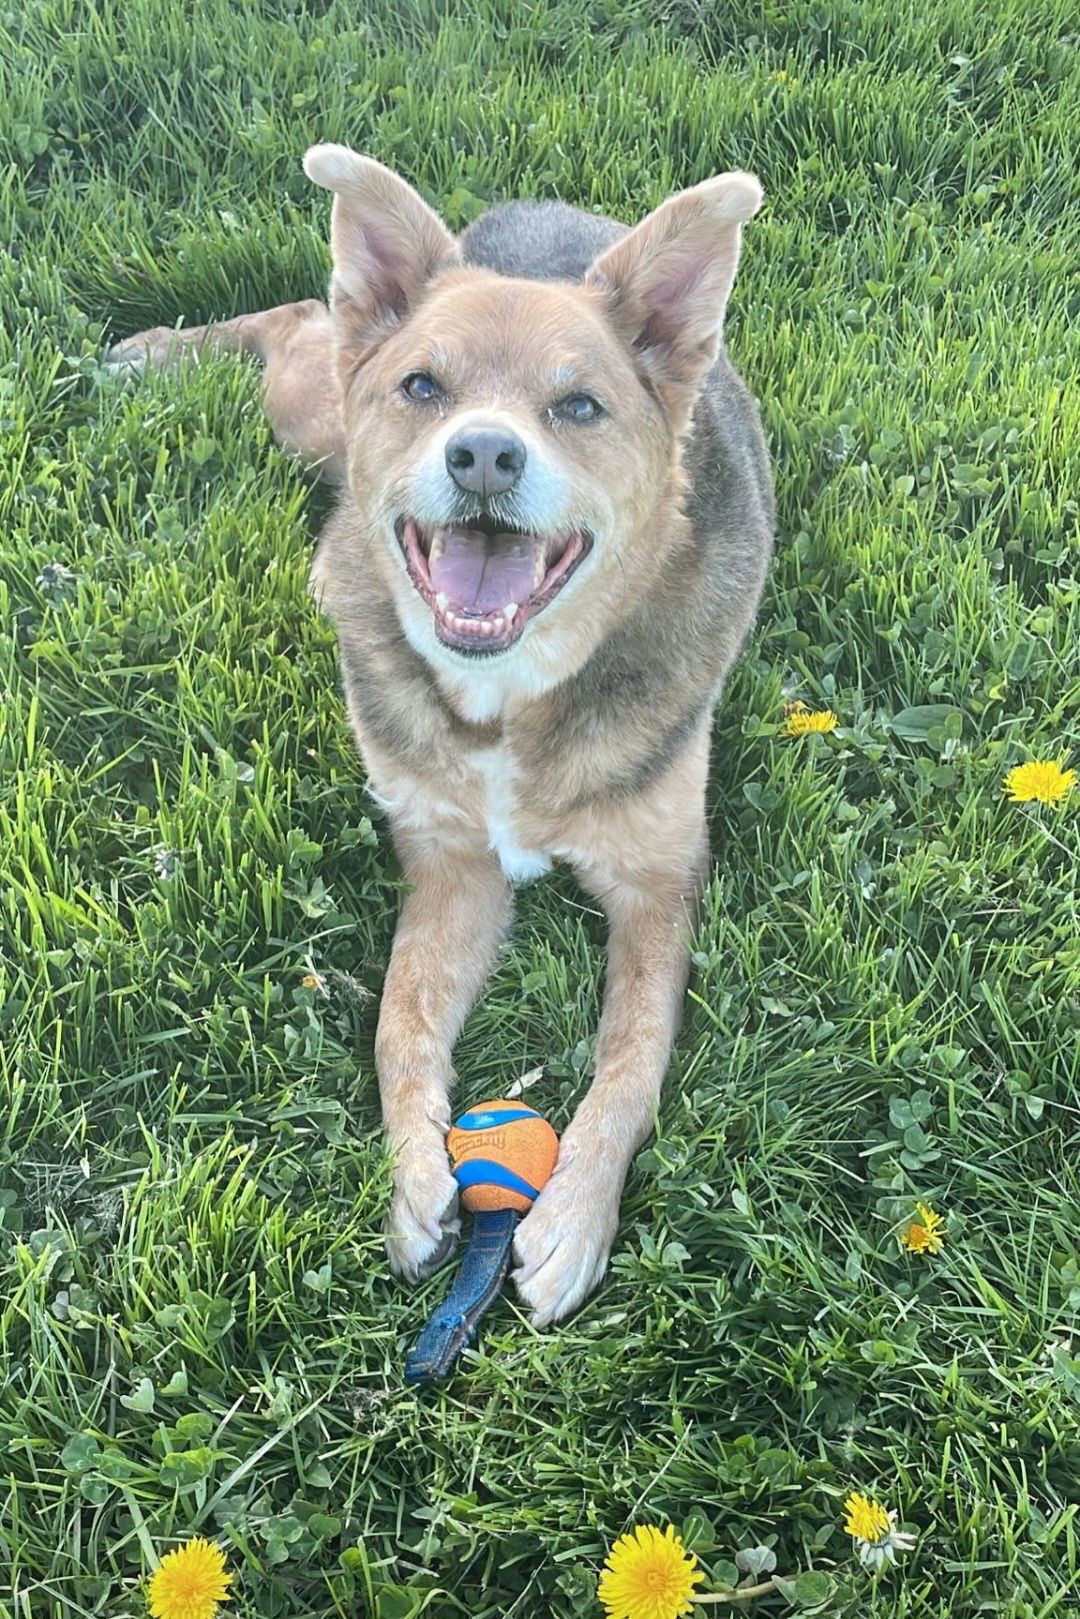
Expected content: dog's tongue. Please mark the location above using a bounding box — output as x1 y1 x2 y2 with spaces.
429 526 537 615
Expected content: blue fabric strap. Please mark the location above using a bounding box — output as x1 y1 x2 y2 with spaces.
404 1209 518 1385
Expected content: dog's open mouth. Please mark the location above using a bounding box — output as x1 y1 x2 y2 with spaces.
398 517 591 654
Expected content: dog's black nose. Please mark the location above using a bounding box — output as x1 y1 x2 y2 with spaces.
445 428 526 496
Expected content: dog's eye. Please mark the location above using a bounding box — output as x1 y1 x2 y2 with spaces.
401 372 440 402
554 393 602 423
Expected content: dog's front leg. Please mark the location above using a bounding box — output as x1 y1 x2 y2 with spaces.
377 834 513 1281
513 841 705 1327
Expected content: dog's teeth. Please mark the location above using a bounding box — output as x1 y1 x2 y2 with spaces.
428 532 445 563
533 551 547 587
440 607 515 638
436 592 449 611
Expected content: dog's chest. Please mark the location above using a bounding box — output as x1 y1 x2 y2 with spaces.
467 746 553 883
368 733 554 884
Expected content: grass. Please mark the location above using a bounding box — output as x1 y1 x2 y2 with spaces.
2 0 1079 1614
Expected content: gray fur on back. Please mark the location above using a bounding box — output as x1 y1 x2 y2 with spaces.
459 200 627 282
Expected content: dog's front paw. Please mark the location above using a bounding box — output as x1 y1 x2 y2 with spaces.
384 1137 460 1283
512 1159 621 1328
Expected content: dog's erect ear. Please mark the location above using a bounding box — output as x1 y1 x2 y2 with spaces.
303 144 458 365
584 172 762 419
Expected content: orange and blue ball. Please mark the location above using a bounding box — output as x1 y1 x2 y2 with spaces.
446 1099 559 1214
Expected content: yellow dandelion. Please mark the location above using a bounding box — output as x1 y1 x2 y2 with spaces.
598 1524 703 1619
1003 759 1076 806
147 1539 232 1619
782 708 839 737
842 1491 917 1570
301 974 319 989
900 1202 946 1256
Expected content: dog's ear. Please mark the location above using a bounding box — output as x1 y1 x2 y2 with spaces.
304 144 458 368
585 173 762 421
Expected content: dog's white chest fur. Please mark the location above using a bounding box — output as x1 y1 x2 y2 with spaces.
469 747 552 884
366 742 551 884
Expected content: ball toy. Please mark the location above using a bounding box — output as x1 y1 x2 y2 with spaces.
404 1098 560 1385
447 1098 559 1214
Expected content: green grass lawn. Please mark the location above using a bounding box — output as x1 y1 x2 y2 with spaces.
3 0 1079 1614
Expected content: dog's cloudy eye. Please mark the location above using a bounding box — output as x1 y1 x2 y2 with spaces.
402 372 440 402
555 393 602 423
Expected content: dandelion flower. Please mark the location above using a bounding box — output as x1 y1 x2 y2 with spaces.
147 1539 232 1619
842 1492 917 1571
782 708 839 737
900 1202 946 1256
1003 759 1076 806
598 1524 703 1619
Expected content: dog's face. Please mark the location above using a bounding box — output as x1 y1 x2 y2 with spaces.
304 147 761 678
343 270 668 660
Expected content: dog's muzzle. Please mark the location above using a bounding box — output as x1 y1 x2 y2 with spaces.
398 517 591 655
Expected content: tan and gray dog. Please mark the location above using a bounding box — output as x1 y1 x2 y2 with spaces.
110 146 774 1325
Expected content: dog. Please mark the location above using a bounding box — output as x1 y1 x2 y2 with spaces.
108 146 774 1326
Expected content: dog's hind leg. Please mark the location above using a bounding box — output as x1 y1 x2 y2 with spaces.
106 299 346 482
